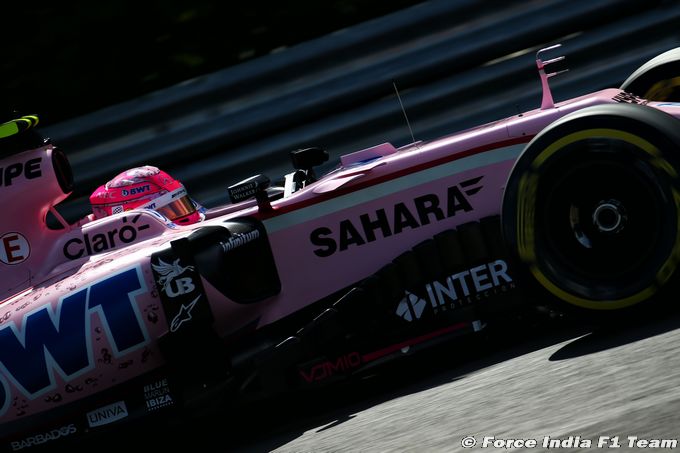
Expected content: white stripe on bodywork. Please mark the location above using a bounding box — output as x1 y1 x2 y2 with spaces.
264 144 524 234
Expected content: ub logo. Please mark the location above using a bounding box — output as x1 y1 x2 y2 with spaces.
165 277 195 298
151 258 195 297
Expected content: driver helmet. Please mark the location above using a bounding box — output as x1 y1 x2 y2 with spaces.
89 165 202 225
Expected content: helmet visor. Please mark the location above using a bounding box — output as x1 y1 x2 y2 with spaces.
155 195 196 221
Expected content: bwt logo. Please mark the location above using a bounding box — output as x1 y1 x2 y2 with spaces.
0 267 149 416
121 185 151 197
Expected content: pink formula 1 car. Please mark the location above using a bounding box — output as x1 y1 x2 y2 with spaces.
2 46 680 450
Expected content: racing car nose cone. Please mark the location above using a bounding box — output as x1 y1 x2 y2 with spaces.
592 199 626 233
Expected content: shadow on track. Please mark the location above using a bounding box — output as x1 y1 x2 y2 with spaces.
219 318 591 452
549 307 680 361
74 306 680 453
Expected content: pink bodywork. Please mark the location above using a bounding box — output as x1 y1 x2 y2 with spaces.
1 89 678 428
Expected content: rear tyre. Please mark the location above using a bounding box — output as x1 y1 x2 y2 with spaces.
620 47 680 101
502 103 680 312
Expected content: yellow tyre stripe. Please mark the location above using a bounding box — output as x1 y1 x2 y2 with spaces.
518 128 680 310
643 76 680 101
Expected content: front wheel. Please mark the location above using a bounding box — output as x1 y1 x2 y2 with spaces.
502 103 680 312
620 47 680 101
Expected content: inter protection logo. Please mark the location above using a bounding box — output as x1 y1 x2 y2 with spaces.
395 260 514 321
396 291 427 321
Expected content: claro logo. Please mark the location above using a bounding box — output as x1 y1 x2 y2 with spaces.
310 176 484 257
63 215 150 260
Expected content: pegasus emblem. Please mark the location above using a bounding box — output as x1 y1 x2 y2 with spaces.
151 258 194 293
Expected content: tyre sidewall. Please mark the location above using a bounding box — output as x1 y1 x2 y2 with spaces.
621 48 680 100
502 104 680 311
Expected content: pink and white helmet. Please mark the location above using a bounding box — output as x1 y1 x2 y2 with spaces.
89 165 201 225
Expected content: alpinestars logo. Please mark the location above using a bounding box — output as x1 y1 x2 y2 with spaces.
396 291 427 321
169 295 200 332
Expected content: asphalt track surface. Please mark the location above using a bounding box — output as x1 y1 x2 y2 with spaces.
124 306 680 453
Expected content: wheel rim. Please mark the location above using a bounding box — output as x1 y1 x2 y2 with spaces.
590 199 626 234
533 139 674 300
